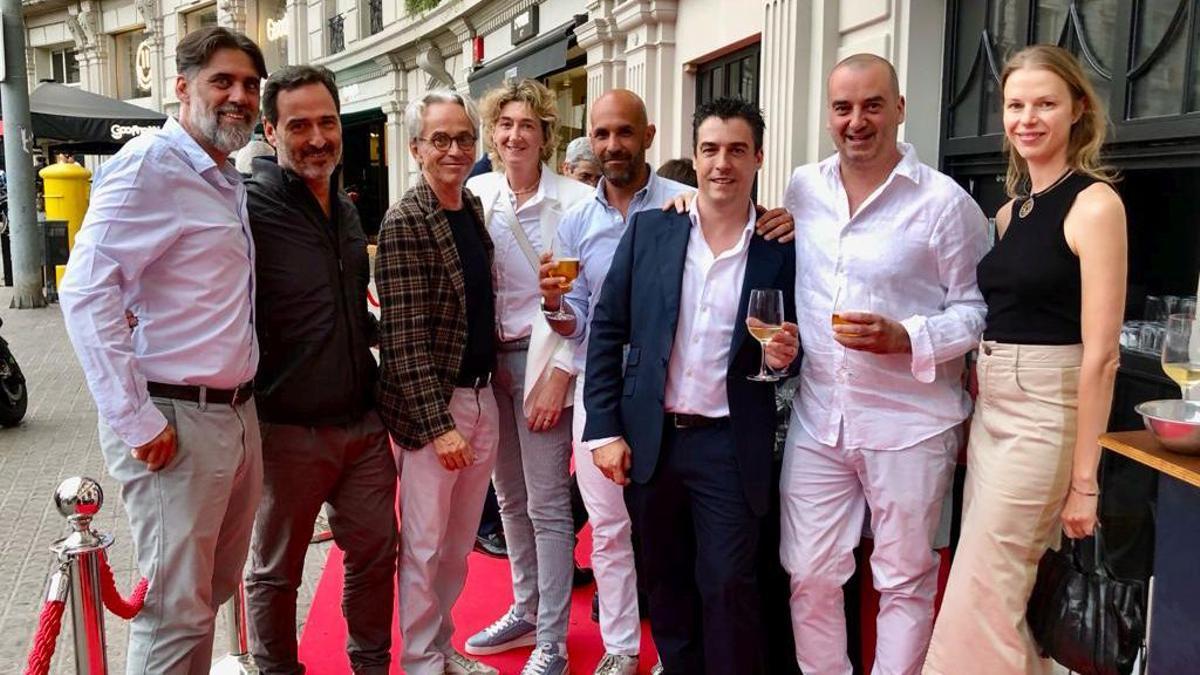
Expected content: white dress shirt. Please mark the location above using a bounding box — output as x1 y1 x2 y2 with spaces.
785 143 988 451
486 173 548 343
61 117 258 448
664 200 756 417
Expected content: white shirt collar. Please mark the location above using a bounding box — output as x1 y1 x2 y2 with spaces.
822 141 923 189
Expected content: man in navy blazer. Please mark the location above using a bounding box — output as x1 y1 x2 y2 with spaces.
582 98 800 674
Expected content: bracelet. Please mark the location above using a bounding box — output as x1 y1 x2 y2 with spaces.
1070 485 1099 497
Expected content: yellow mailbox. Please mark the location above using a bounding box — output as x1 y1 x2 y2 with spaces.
39 160 93 251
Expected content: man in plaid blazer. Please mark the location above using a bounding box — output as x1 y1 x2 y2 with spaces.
375 89 501 675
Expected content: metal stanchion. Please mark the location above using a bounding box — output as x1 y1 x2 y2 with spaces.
210 582 255 674
50 476 113 675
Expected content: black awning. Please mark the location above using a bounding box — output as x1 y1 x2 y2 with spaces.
13 82 168 153
467 15 586 99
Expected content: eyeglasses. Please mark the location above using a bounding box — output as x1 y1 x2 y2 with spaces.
417 132 477 152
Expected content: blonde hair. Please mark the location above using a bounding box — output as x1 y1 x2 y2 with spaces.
1000 45 1116 198
479 78 560 169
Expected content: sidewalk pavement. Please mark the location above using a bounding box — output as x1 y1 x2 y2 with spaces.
0 288 330 674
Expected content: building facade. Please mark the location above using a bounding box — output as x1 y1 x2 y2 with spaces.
21 0 947 225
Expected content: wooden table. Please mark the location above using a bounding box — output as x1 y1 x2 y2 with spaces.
1099 430 1200 671
1099 430 1200 488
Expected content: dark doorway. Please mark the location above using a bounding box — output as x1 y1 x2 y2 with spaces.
341 110 387 237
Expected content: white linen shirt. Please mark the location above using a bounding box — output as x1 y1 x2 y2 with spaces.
785 143 988 451
60 117 258 448
663 201 756 417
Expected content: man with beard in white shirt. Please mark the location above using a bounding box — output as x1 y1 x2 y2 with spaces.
61 27 266 674
779 54 989 675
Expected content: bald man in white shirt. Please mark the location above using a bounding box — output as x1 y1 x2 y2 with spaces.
779 54 989 675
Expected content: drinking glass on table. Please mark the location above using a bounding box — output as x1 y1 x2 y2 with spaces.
1163 311 1200 400
746 288 785 382
544 257 579 321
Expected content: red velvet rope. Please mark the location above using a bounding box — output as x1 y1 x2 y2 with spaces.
23 599 65 675
98 553 149 620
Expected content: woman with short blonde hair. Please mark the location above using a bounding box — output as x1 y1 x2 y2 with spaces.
925 44 1127 674
479 78 561 169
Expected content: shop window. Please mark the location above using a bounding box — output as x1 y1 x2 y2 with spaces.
114 30 152 100
256 0 288 72
695 44 761 107
51 47 80 84
183 4 218 36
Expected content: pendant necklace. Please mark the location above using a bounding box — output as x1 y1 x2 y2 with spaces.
1019 168 1073 219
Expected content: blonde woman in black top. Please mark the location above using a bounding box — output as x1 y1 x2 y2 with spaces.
925 45 1127 674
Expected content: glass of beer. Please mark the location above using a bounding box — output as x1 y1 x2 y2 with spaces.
746 288 785 382
544 257 580 321
1163 310 1200 400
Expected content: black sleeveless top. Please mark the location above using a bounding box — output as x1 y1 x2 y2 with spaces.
978 172 1099 345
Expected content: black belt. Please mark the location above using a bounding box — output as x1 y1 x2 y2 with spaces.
665 413 730 429
147 381 254 406
455 372 492 389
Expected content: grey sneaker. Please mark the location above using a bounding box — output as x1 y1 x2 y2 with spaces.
593 653 638 675
520 642 569 675
444 650 499 675
465 606 537 655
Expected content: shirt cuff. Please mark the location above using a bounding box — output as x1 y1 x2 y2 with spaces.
550 348 577 376
587 436 621 452
900 315 936 384
113 398 170 448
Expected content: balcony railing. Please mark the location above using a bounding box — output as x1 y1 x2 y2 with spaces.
368 0 383 35
328 13 345 54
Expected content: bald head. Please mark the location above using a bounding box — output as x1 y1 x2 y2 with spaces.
588 89 655 189
591 89 648 128
828 53 900 99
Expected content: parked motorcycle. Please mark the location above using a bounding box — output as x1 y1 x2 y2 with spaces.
0 317 27 426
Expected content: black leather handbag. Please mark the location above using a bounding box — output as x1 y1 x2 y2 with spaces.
1026 529 1147 675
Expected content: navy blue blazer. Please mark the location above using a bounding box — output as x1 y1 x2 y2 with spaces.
582 208 797 517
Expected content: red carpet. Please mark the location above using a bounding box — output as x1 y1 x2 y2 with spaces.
297 527 659 673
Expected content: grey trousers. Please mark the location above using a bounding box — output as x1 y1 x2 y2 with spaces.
398 386 499 675
245 410 397 675
98 396 262 675
491 347 574 645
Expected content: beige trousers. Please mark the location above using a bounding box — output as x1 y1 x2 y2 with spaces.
925 341 1082 675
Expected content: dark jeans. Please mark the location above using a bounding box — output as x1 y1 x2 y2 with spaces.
245 410 398 675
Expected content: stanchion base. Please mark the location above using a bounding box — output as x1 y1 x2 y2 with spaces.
210 653 257 675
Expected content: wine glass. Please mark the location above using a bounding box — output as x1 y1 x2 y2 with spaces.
1162 311 1200 400
543 257 579 321
746 288 785 382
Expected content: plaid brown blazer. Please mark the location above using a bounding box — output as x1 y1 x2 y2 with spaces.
375 176 493 450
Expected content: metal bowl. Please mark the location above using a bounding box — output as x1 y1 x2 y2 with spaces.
1136 399 1200 455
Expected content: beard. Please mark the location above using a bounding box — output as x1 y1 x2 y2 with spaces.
280 142 341 183
193 99 256 155
600 146 645 187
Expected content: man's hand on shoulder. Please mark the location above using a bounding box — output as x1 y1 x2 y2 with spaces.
592 438 632 486
755 206 795 242
132 423 177 472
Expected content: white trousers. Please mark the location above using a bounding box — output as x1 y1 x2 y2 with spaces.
573 378 641 655
397 387 500 675
780 416 958 675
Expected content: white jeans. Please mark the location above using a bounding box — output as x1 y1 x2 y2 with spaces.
397 387 500 675
573 378 641 655
780 416 958 675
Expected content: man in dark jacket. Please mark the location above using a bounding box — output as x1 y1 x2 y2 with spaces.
243 65 397 675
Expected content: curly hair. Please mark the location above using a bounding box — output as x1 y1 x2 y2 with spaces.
479 78 560 169
1000 45 1117 198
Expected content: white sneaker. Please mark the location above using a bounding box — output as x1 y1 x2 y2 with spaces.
444 650 499 675
650 659 664 675
593 653 638 675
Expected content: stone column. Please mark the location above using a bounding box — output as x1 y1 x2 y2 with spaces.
67 1 110 96
613 0 677 166
286 0 307 64
135 0 165 111
576 0 624 105
380 54 409 202
217 0 248 34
